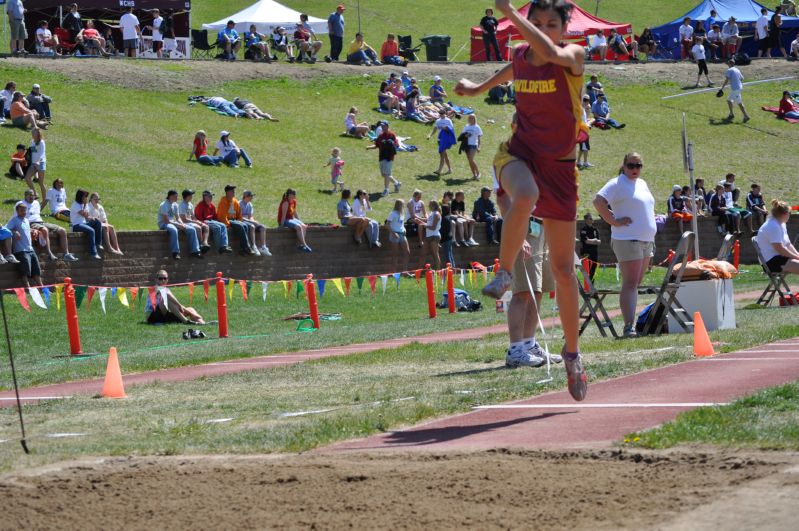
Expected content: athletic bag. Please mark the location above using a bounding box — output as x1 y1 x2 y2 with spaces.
733 52 751 66
437 288 483 312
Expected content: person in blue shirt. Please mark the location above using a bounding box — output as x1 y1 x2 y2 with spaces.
429 76 447 103
326 4 345 62
591 92 625 129
244 24 270 61
704 9 718 32
472 187 502 244
7 202 42 288
720 58 750 122
218 20 241 60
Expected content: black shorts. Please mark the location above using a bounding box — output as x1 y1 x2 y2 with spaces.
147 307 182 324
766 255 789 273
759 37 771 52
153 40 163 52
14 250 40 279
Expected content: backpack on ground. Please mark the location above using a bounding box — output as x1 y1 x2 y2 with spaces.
437 288 483 312
733 52 750 66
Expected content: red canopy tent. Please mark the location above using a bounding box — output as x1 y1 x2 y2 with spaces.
470 1 632 62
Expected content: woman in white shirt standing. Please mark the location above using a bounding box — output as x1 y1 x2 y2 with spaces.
88 192 123 255
460 114 483 180
426 110 456 176
756 199 799 274
352 189 381 248
420 200 442 270
24 128 47 200
593 152 656 338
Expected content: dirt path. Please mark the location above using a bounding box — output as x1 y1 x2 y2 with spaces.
6 56 797 91
0 449 796 530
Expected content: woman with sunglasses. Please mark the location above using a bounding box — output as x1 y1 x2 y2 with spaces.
147 270 205 325
593 152 656 339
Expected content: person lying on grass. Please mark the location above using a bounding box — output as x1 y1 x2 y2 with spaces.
147 270 205 325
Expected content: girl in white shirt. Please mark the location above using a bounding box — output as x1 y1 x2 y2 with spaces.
421 200 442 270
88 192 123 255
460 114 483 179
407 190 427 248
353 189 381 248
386 199 409 270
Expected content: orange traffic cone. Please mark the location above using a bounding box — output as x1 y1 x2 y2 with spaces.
101 347 127 398
693 312 715 357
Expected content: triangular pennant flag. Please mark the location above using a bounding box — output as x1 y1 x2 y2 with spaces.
148 286 157 310
414 269 422 286
203 280 210 302
228 278 234 300
331 278 344 296
296 280 306 299
344 277 352 296
117 287 129 308
188 283 194 305
111 287 117 298
41 286 50 307
28 287 46 309
129 287 138 303
368 276 377 295
356 277 364 293
74 285 87 309
283 280 290 298
86 286 95 310
262 281 269 301
55 284 62 310
239 280 248 302
393 273 401 290
13 288 30 312
246 280 252 296
98 287 108 314
380 275 388 295
317 279 327 298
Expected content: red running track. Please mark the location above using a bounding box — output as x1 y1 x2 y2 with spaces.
324 339 799 452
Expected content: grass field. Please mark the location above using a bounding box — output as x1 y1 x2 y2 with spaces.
629 380 799 450
1 297 798 472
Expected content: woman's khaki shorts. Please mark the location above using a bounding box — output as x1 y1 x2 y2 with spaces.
512 231 554 294
611 239 654 263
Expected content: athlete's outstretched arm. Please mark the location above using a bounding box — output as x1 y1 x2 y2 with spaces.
495 0 584 75
454 62 513 97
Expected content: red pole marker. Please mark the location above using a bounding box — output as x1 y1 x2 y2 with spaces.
306 274 321 330
446 263 456 314
63 277 82 355
581 258 591 292
425 263 436 318
216 272 229 338
733 239 740 270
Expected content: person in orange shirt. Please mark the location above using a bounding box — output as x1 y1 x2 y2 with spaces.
278 188 312 252
9 143 26 179
9 92 46 129
216 184 255 255
380 33 407 66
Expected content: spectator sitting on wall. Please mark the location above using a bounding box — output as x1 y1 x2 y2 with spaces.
27 84 52 121
147 270 205 325
747 183 768 228
278 188 312 252
158 189 202 260
21 188 78 262
218 20 241 61
194 190 233 253
667 185 694 233
217 184 256 256
472 186 502 244
337 188 370 245
681 185 704 216
178 189 211 253
7 203 41 288
9 143 26 180
386 198 409 270
87 192 123 255
721 180 753 232
240 189 271 256
352 189 381 248
709 184 742 235
694 177 708 212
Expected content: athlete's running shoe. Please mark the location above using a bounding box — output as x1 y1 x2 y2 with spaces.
482 269 512 299
563 350 588 401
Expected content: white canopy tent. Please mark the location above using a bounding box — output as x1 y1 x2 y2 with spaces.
202 0 328 35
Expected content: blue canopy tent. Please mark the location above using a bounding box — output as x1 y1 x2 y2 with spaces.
651 0 799 59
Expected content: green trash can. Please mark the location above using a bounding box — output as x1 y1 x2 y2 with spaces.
420 35 451 61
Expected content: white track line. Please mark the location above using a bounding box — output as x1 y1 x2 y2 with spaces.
700 357 799 361
474 403 728 410
0 396 66 401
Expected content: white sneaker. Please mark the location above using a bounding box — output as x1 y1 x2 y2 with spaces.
505 348 545 368
260 246 272 257
63 253 78 262
0 255 7 265
467 238 478 246
252 248 261 257
4 254 18 264
528 341 562 364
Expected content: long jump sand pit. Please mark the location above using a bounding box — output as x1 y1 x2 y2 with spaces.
2 448 798 529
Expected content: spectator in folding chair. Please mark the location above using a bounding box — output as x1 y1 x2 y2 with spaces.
217 20 241 60
244 24 271 61
668 184 693 233
293 20 321 63
747 183 768 228
271 26 295 62
77 20 109 56
709 183 741 235
35 20 59 55
594 152 656 339
587 29 607 60
608 28 638 60
756 199 799 275
637 28 657 60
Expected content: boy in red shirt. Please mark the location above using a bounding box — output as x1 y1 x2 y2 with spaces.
9 143 26 179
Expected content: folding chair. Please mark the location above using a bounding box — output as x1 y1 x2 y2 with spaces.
398 35 421 62
576 255 620 338
716 233 736 261
752 237 796 306
54 27 77 55
191 29 217 60
638 231 695 336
